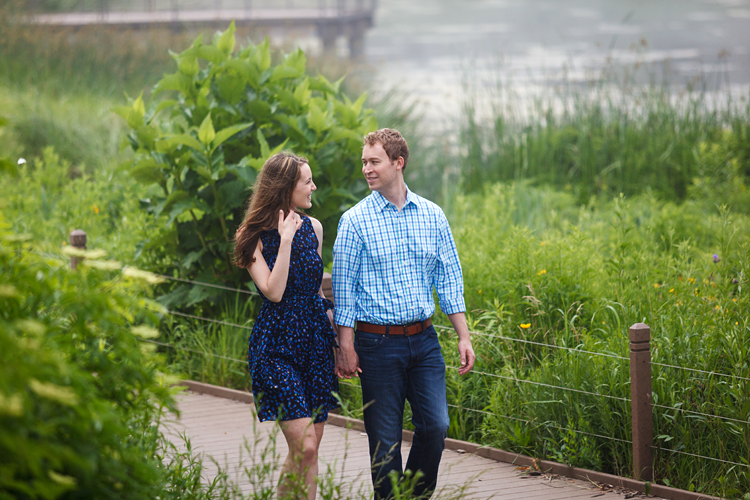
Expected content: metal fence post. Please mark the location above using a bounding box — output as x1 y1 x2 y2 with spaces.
629 322 653 482
70 230 87 270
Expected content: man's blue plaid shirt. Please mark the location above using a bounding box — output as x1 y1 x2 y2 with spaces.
332 187 466 328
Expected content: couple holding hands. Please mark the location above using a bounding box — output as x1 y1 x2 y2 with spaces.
234 128 475 500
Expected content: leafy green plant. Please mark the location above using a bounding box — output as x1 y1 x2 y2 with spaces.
118 22 377 311
0 211 178 498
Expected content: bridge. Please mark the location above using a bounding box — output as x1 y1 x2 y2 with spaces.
168 381 657 499
21 0 376 58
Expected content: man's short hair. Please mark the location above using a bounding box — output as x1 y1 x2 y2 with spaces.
363 128 410 170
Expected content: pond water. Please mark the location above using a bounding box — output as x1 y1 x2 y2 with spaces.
362 0 750 124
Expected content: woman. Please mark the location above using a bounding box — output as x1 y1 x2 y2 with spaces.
234 152 338 500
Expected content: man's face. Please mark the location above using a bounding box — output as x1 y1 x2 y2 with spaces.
361 142 402 193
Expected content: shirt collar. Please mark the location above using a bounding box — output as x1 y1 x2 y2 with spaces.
372 185 418 212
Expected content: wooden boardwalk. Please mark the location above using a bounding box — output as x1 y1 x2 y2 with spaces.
165 391 660 499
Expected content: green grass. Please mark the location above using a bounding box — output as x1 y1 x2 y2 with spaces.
440 182 750 498
458 74 750 211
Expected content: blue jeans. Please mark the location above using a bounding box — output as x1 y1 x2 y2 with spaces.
355 326 449 500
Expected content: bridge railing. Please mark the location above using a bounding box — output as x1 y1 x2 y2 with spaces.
28 0 376 14
52 229 750 495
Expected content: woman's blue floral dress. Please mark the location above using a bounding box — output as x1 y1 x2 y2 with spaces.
249 214 339 423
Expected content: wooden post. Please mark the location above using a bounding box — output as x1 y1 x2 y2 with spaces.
322 272 334 303
629 322 653 482
69 229 87 270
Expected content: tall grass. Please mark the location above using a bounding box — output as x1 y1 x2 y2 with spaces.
458 68 750 208
440 182 750 498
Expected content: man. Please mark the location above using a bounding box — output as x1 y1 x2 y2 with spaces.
332 128 475 499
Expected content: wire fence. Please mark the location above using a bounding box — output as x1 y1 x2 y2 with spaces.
32 247 750 471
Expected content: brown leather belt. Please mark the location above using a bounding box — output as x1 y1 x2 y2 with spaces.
356 318 432 337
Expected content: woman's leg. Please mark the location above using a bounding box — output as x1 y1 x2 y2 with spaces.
278 418 325 499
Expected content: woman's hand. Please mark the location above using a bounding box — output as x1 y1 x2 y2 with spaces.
278 210 302 243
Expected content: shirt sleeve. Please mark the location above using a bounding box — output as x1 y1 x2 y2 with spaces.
434 212 466 315
332 213 363 328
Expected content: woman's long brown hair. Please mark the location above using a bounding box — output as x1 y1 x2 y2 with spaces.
234 152 307 269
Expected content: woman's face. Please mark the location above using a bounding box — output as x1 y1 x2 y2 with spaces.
290 163 316 209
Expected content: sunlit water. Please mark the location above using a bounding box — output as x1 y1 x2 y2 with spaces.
360 0 750 126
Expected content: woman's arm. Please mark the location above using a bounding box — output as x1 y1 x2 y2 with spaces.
247 210 301 302
311 217 338 333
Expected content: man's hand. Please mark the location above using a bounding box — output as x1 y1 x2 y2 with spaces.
336 344 361 379
457 338 475 375
448 312 475 375
335 326 362 379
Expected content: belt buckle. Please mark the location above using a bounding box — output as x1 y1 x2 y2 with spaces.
403 321 420 337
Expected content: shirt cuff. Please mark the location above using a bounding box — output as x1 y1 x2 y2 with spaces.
334 308 357 329
439 296 466 316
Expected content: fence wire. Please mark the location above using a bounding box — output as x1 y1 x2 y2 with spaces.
434 324 629 361
652 403 750 426
446 404 633 445
652 446 750 469
31 247 750 467
445 365 631 403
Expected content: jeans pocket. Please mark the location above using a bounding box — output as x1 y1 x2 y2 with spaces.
354 331 385 351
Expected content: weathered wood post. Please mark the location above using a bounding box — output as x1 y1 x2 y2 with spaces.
322 272 334 303
69 229 87 270
629 322 653 482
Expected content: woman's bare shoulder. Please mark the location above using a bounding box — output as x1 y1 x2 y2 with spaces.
308 216 323 233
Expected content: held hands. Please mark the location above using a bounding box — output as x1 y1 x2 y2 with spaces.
278 210 303 242
335 344 362 379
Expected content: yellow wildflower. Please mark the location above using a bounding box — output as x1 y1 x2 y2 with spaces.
669 288 674 293
653 283 660 288
688 277 696 284
537 269 547 276
520 323 531 329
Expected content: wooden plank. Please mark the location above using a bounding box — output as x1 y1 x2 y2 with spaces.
166 392 664 500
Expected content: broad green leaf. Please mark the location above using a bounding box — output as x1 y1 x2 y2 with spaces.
212 122 254 151
133 93 146 118
351 91 367 116
253 37 271 72
227 163 258 185
178 54 199 77
160 133 204 152
257 128 271 159
309 73 335 94
144 99 178 123
197 45 226 64
130 158 163 184
270 65 304 82
293 77 311 106
166 198 210 226
306 100 330 134
216 73 245 105
154 190 190 218
198 113 216 146
111 105 131 121
153 72 192 96
246 99 272 121
216 20 236 56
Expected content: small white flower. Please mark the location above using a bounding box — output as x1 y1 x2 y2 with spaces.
17 158 26 165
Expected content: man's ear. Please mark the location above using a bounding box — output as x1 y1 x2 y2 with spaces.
396 156 405 170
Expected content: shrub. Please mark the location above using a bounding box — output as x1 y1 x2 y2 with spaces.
0 212 179 498
118 22 377 311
